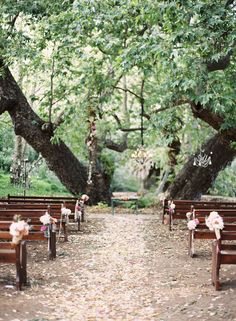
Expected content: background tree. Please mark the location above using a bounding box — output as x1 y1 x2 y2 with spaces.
0 0 235 201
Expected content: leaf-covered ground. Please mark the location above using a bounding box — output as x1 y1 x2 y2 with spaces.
0 208 236 321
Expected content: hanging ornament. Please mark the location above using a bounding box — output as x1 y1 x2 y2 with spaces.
131 150 153 181
193 150 213 167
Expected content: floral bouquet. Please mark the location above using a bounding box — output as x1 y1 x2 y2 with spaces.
168 200 175 213
187 218 199 230
74 194 89 222
61 205 71 223
205 211 224 239
39 212 57 237
9 214 30 245
80 194 89 203
74 200 82 222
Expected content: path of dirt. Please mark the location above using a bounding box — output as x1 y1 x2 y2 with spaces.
0 208 236 321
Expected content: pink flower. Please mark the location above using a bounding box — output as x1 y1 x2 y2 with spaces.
40 225 48 232
187 219 199 230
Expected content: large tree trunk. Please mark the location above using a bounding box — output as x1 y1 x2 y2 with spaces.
85 113 112 203
0 63 88 195
10 135 24 185
166 133 236 199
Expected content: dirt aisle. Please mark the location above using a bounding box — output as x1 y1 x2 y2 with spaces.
0 212 236 321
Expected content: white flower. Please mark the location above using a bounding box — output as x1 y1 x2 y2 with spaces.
10 222 21 236
186 212 192 220
81 194 89 202
169 202 175 210
40 212 52 225
61 208 71 216
205 211 224 231
187 219 199 230
209 211 220 221
9 220 29 237
211 217 224 230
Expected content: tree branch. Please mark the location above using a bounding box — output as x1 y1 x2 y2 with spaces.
190 102 236 140
113 85 142 100
206 52 232 72
104 137 128 152
49 54 55 124
112 114 146 132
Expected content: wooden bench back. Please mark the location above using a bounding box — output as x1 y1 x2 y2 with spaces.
0 241 27 290
3 194 77 204
0 203 74 209
0 224 56 259
163 198 236 230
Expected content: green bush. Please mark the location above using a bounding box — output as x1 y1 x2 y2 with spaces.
209 160 236 197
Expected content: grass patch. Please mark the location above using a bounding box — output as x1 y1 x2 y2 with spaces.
0 171 73 197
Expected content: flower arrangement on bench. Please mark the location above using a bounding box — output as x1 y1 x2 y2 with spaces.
205 211 224 239
61 203 71 223
168 201 176 213
9 214 30 245
40 212 57 238
74 194 89 222
187 218 199 230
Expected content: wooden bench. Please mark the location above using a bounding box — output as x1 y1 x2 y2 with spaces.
1 195 87 223
212 232 236 290
111 192 139 215
188 214 236 257
0 222 56 260
0 202 81 234
163 199 236 231
0 208 69 242
6 194 77 203
0 241 27 290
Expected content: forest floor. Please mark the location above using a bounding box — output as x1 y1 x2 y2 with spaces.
0 207 236 321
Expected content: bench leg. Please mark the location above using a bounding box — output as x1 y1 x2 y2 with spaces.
111 199 114 215
77 216 81 231
135 200 138 215
49 230 56 260
15 244 22 291
81 208 85 222
188 230 195 258
212 241 221 290
169 212 172 231
21 241 27 285
62 222 68 242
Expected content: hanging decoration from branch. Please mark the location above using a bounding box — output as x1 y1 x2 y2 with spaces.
131 80 153 181
193 149 213 167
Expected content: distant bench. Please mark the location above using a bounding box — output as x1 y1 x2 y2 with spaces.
0 241 27 290
111 192 139 215
6 194 78 203
163 199 236 231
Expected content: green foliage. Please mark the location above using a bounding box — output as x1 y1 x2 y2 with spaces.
111 164 140 192
100 152 115 178
209 160 236 197
0 0 236 198
138 194 157 208
0 169 70 197
96 202 109 209
0 116 14 171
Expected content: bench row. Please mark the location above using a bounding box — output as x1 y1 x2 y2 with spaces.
163 198 236 290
